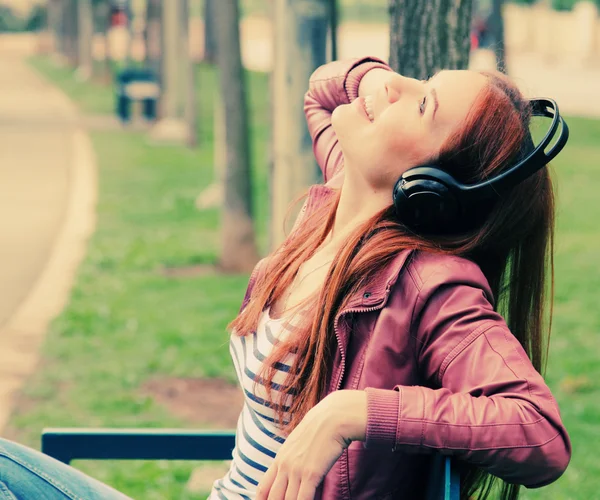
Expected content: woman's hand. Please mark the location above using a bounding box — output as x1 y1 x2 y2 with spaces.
255 390 368 500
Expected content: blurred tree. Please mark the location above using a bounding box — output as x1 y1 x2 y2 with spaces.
145 0 162 83
214 0 260 272
270 0 329 248
161 0 182 122
46 0 64 55
63 0 79 66
95 0 114 84
77 0 94 79
329 0 338 60
203 0 217 63
389 0 474 79
0 5 25 32
488 0 506 72
181 0 199 147
25 4 48 32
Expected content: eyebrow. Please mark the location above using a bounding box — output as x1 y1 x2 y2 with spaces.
431 88 439 121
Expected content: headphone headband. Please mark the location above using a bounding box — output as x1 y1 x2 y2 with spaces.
460 98 569 202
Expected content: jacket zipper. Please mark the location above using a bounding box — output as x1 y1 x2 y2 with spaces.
332 284 392 391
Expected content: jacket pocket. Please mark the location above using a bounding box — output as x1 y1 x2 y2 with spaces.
347 444 429 500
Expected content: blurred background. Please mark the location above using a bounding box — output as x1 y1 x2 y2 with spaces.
0 0 598 498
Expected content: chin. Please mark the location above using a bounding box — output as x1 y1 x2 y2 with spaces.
331 104 359 137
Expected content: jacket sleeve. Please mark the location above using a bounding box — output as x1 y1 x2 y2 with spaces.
363 264 572 488
304 57 391 183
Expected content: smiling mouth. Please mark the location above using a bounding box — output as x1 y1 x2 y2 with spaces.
364 95 374 122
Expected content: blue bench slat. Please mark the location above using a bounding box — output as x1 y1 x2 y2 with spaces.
42 428 236 464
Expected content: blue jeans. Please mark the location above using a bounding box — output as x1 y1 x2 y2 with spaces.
0 437 133 499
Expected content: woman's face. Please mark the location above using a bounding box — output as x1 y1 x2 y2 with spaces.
331 70 488 191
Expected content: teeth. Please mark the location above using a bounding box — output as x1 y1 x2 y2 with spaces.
364 95 375 122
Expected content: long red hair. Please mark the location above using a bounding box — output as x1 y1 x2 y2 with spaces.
228 72 555 500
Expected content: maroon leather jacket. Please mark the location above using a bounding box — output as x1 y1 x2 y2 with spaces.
240 57 571 499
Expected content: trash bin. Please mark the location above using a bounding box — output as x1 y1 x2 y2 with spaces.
115 68 160 123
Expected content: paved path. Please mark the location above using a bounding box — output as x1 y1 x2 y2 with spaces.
0 55 72 327
0 54 96 431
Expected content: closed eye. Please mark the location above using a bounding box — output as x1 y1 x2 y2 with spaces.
419 96 427 115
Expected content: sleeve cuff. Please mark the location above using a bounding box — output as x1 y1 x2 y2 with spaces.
394 385 427 447
344 58 392 102
365 386 430 451
364 387 400 449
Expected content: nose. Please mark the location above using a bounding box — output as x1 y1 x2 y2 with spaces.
384 74 422 104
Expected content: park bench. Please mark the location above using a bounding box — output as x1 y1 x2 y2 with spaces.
41 427 459 499
115 68 160 123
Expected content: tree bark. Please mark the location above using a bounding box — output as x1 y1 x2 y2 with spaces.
47 0 62 57
489 0 506 72
145 0 162 86
64 0 79 66
77 0 94 79
389 0 474 79
181 0 199 147
270 0 329 248
97 0 113 84
329 0 338 61
203 0 217 63
214 0 260 272
160 0 182 120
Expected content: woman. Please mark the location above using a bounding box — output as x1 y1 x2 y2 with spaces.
0 57 570 500
210 57 571 500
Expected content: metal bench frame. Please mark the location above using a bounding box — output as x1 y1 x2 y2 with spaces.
42 427 459 499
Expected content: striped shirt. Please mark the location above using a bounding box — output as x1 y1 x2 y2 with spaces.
209 307 302 499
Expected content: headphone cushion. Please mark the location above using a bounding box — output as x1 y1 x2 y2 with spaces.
393 177 461 234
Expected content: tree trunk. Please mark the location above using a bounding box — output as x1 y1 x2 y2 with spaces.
489 0 506 72
77 0 94 80
329 0 338 61
270 0 329 248
161 0 181 120
389 0 474 79
181 0 199 147
145 0 162 84
214 0 260 272
203 0 217 63
47 0 62 57
63 0 79 66
97 0 113 84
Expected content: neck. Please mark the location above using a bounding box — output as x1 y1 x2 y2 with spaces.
321 164 391 253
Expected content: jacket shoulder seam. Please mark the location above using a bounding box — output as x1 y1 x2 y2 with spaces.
484 328 541 410
406 257 424 291
436 321 497 384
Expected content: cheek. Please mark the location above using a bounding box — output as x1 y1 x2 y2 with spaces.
376 119 415 155
379 121 438 169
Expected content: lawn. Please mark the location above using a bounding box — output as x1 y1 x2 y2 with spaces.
7 56 600 499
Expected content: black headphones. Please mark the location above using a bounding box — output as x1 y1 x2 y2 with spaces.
392 98 569 235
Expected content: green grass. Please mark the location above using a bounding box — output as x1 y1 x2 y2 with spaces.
10 56 600 498
11 57 272 499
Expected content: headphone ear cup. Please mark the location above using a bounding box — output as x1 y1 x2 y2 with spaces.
393 175 461 233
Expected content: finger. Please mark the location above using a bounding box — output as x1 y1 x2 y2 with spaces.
256 464 278 500
296 472 320 500
284 473 301 500
267 471 288 500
